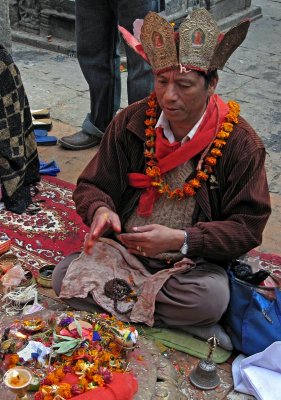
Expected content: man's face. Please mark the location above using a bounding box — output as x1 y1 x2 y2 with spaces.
154 70 217 126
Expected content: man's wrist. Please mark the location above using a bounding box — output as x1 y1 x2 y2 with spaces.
180 230 189 255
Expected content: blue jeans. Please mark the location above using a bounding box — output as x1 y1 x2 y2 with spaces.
76 0 159 137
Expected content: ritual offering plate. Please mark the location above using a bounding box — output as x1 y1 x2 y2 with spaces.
22 318 47 332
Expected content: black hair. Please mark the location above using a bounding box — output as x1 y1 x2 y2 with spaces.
197 69 218 89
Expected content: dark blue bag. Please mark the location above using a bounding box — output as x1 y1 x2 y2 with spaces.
226 270 281 355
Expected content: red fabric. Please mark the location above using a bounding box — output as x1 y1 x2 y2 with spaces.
0 176 89 273
62 372 138 400
249 249 281 266
128 94 229 216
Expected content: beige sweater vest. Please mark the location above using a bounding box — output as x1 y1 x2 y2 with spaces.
124 161 196 260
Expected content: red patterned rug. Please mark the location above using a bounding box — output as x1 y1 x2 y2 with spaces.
0 176 89 272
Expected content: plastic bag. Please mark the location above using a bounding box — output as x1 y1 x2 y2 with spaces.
1 264 26 288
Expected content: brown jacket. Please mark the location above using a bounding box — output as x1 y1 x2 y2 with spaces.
73 97 271 262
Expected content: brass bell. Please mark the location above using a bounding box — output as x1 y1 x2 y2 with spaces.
189 336 220 390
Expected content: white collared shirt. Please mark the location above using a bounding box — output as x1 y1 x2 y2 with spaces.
155 111 206 144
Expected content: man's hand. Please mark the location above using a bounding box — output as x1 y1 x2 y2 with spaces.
84 206 121 255
118 224 185 258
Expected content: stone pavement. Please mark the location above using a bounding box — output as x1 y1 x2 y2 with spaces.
4 0 281 398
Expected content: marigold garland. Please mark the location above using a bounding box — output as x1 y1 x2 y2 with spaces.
144 92 240 199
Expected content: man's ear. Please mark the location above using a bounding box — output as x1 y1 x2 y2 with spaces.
208 76 219 95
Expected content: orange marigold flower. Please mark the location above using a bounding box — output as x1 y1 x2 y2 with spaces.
216 130 230 140
228 100 240 114
57 383 72 399
74 360 87 372
74 348 85 358
213 139 226 148
44 372 60 385
168 190 176 199
211 148 222 157
41 385 52 395
146 166 161 177
189 178 201 188
146 109 157 117
144 118 156 126
144 149 155 158
169 189 184 199
183 184 196 196
79 377 89 390
93 374 105 386
158 183 170 194
221 122 233 132
145 127 155 136
147 99 157 108
226 112 238 124
145 139 155 148
55 366 65 380
205 156 217 166
196 170 209 181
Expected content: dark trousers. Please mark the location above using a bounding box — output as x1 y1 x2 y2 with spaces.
76 0 159 136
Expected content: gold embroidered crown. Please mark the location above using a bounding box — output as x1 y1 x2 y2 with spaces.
119 8 250 74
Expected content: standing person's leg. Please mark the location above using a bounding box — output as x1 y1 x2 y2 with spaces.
59 0 119 150
118 0 159 104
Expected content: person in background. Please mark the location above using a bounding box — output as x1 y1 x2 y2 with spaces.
0 45 40 213
53 9 271 350
59 0 160 150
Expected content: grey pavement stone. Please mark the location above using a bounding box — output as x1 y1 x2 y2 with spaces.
227 391 255 400
0 0 12 52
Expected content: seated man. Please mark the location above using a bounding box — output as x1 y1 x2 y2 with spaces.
53 9 271 350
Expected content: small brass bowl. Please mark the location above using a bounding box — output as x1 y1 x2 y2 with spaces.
36 264 55 288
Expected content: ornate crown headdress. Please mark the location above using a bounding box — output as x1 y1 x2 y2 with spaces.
119 8 250 74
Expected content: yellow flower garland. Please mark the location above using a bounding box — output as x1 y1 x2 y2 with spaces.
144 93 240 199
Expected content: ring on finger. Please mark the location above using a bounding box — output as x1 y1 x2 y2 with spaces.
137 245 141 252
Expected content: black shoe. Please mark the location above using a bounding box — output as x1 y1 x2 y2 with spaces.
58 130 102 150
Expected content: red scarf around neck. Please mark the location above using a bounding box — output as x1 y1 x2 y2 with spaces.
128 94 229 217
